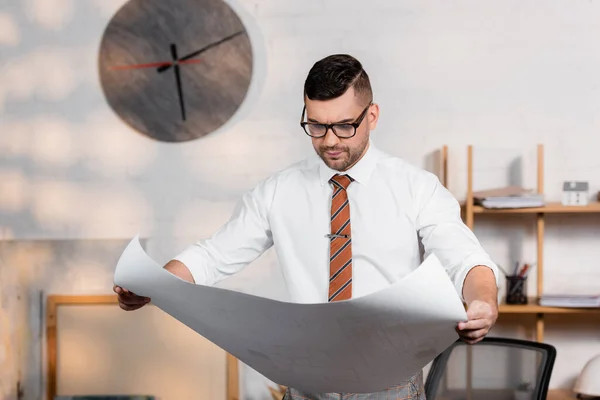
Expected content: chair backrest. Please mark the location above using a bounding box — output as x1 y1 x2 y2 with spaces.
424 337 556 400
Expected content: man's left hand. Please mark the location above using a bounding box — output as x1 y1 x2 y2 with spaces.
456 299 498 344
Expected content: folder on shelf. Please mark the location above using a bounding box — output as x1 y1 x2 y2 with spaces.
540 294 600 308
473 186 545 209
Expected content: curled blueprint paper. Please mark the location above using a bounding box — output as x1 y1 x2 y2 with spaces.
114 236 467 393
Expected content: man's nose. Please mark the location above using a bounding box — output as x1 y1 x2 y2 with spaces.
322 128 340 147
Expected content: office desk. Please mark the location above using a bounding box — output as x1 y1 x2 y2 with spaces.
433 389 575 399
548 389 576 399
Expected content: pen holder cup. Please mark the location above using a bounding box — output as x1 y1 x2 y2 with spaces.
506 276 528 305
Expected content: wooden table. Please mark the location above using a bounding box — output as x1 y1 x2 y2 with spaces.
547 389 577 399
433 388 576 399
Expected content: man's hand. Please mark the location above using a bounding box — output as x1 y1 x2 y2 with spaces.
113 285 150 311
458 265 499 344
112 260 192 311
456 299 498 344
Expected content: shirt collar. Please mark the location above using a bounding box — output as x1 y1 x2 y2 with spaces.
318 140 379 187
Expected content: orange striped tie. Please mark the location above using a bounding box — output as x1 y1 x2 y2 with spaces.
328 174 354 302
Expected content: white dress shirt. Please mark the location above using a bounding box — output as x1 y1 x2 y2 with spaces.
174 141 499 304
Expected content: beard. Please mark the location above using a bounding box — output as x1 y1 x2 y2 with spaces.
317 135 369 171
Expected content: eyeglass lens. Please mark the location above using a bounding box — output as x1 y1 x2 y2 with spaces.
305 124 355 138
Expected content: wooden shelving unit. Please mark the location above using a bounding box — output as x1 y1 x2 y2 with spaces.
498 300 600 315
471 202 600 214
450 144 600 342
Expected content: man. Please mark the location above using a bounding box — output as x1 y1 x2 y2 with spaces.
114 54 499 399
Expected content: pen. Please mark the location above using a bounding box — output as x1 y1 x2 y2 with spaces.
522 263 536 278
513 261 520 276
519 263 530 278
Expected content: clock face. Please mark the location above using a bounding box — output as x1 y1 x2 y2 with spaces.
98 0 253 142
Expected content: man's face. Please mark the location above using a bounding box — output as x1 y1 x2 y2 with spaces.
304 87 379 171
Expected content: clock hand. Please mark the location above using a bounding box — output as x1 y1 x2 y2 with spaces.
171 43 186 121
179 31 244 61
157 30 244 73
109 59 201 71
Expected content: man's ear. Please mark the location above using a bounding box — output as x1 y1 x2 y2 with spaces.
368 103 380 130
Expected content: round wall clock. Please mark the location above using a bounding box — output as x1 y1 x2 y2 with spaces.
98 0 253 142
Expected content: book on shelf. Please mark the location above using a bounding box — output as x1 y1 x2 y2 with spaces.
539 294 600 308
473 186 545 209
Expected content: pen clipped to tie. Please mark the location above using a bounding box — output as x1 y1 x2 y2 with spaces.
325 233 350 239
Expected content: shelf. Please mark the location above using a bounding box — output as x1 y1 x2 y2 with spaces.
469 202 600 214
499 299 600 314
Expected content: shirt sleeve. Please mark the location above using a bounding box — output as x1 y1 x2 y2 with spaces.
171 177 276 286
414 171 500 301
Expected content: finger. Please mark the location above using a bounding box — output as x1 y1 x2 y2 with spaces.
118 290 148 301
118 296 150 308
457 328 487 343
459 328 489 341
119 294 149 306
462 334 486 345
119 302 145 311
131 295 151 303
114 286 135 296
466 307 489 320
114 285 132 295
119 299 148 308
458 318 488 331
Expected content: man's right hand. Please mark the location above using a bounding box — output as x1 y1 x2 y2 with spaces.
113 285 151 311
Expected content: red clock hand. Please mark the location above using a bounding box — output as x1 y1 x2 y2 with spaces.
110 59 201 71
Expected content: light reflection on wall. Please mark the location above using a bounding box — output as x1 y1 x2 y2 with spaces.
28 179 153 238
0 169 28 213
30 117 74 167
84 111 159 177
24 0 74 30
0 49 81 109
0 12 19 46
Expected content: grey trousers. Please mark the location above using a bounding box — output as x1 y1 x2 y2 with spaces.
282 370 425 400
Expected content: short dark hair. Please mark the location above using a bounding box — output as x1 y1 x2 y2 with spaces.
304 54 373 105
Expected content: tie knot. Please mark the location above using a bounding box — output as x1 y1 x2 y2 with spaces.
330 174 353 190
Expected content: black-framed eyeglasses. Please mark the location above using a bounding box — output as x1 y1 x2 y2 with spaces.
300 102 372 138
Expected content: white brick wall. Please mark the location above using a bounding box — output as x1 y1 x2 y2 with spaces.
1 0 600 398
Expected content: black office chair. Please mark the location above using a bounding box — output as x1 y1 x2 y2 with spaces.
425 337 556 400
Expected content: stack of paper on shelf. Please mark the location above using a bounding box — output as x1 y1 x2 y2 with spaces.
540 294 600 308
473 186 545 209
